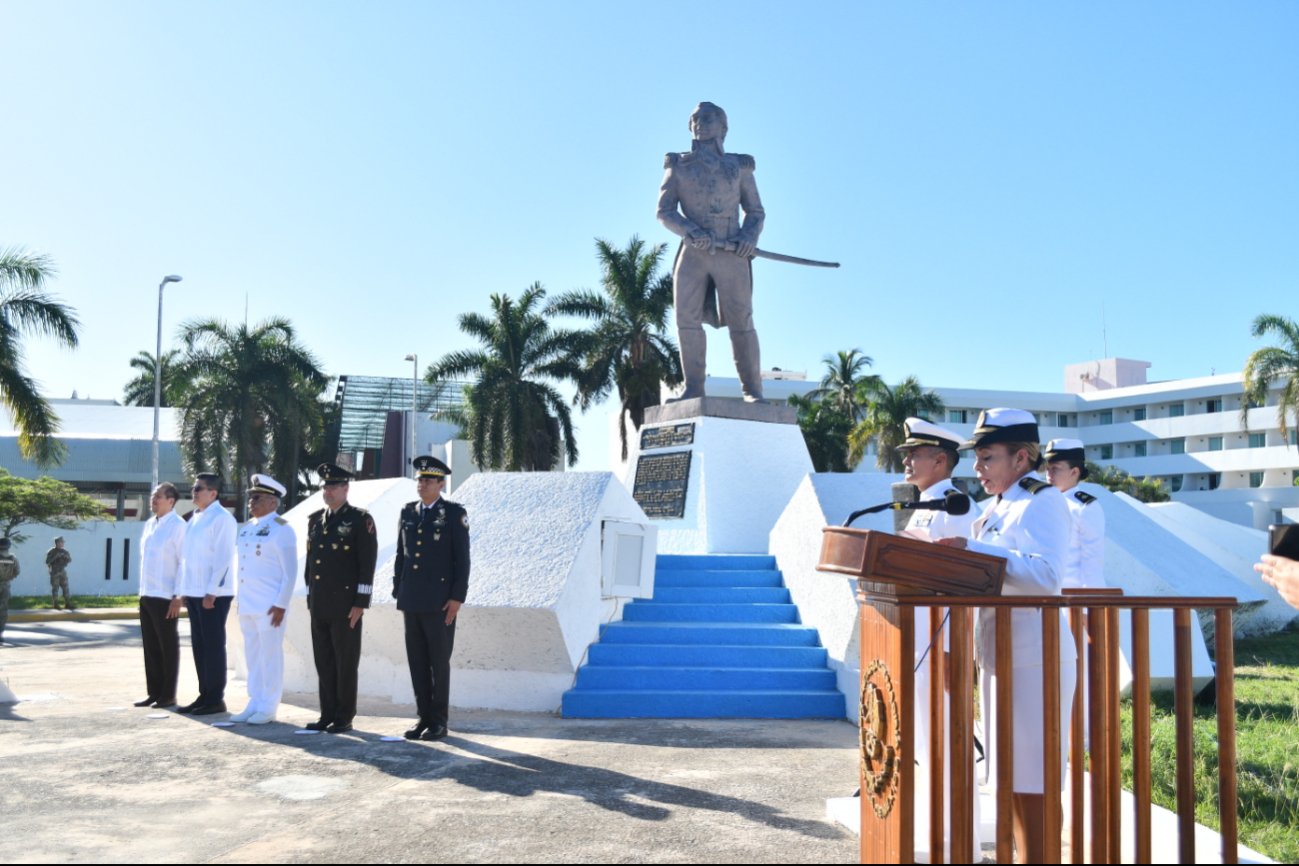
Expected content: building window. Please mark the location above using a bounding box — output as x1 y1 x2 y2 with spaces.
1170 438 1186 455
948 409 967 424
1170 475 1183 493
1099 410 1113 425
1208 436 1223 451
1100 444 1113 460
1169 403 1185 418
1249 432 1266 448
1133 407 1147 421
1208 473 1221 490
1250 471 1265 488
1058 413 1076 428
1290 430 1297 447
1206 398 1222 413
1133 442 1147 457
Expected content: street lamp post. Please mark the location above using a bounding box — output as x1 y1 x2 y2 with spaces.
404 353 418 477
152 275 183 495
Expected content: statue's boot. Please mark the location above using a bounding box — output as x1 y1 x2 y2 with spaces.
667 327 708 402
731 329 765 403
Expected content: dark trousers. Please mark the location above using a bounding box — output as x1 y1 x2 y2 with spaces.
184 595 232 705
403 611 456 727
139 596 179 702
311 612 363 724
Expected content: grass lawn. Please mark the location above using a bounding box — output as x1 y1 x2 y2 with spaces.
1120 623 1299 864
8 594 139 610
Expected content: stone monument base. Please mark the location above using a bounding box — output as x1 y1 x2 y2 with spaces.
626 397 812 554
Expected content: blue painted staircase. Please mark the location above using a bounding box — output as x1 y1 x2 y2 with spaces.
561 554 846 718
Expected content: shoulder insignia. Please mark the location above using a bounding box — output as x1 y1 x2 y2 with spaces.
1074 490 1097 505
274 516 288 525
365 515 375 534
1019 477 1051 495
735 153 755 171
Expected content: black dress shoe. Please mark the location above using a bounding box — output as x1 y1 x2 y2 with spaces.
304 720 330 732
403 722 429 740
326 721 353 734
133 696 156 707
153 698 178 709
420 724 448 741
175 700 202 714
190 701 227 716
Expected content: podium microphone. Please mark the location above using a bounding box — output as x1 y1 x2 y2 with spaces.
843 488 972 527
891 482 918 533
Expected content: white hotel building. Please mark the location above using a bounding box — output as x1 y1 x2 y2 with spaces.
708 357 1299 530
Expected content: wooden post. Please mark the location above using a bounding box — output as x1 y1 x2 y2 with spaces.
950 607 975 866
1215 608 1238 865
1042 609 1062 864
1132 608 1152 864
1174 608 1196 865
1086 604 1108 861
929 605 946 864
1068 608 1085 865
995 608 1014 865
1106 607 1122 864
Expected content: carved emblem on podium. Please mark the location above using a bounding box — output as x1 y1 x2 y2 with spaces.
859 659 900 818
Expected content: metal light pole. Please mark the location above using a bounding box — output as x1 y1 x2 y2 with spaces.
152 275 182 494
404 353 418 476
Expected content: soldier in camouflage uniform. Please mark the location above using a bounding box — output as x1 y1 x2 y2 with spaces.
46 537 73 610
0 537 20 644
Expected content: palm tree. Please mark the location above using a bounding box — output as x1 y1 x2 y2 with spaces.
546 237 682 460
0 246 80 466
848 376 945 472
788 392 854 472
122 349 191 407
1242 314 1299 439
174 317 328 511
808 349 880 420
428 283 583 471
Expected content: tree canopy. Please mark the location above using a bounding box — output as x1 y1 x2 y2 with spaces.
428 284 583 471
0 246 81 467
1242 313 1299 439
0 469 108 543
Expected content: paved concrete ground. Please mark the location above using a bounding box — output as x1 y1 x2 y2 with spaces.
0 615 859 864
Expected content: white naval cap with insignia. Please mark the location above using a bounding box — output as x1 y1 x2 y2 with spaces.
896 417 964 452
1045 437 1089 478
248 473 286 497
958 407 1039 450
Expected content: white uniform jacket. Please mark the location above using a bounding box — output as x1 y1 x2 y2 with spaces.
236 514 299 614
139 511 186 600
965 473 1072 668
1062 487 1106 590
177 503 238 598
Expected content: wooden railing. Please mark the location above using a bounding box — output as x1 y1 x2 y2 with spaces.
888 593 1239 865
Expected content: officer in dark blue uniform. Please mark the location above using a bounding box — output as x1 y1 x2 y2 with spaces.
304 463 377 734
395 456 470 741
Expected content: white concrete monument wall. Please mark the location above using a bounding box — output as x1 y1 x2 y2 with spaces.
235 472 653 714
1135 497 1297 634
625 400 813 554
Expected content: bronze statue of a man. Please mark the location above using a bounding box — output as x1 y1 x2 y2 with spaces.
656 102 766 402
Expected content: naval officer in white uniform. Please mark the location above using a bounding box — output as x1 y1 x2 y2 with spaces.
1043 438 1106 590
935 408 1077 865
896 417 981 863
231 474 299 724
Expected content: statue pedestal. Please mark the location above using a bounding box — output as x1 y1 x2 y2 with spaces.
625 397 811 554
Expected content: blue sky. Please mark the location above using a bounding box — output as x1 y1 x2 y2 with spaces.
3 2 1297 471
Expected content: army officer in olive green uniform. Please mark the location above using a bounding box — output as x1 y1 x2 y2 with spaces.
304 463 377 734
394 456 470 741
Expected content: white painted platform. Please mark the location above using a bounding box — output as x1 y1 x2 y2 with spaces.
826 780 1274 864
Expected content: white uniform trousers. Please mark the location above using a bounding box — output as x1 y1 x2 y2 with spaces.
913 606 981 863
239 611 287 715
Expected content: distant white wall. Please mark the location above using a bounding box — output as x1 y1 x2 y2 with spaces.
6 521 144 596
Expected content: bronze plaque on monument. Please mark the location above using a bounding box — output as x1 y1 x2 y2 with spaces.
632 451 692 519
640 423 695 451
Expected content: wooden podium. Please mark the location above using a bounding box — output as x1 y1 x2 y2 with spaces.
819 528 1005 864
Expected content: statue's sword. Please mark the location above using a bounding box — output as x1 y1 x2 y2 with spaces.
714 240 840 268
